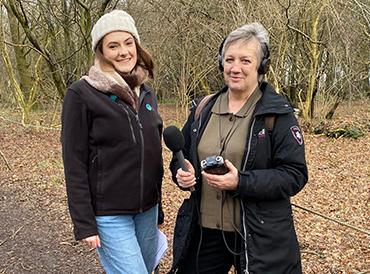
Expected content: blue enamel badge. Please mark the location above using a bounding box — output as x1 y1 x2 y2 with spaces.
109 95 118 102
146 104 152 111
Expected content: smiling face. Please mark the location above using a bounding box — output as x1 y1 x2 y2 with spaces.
223 38 261 95
101 31 137 73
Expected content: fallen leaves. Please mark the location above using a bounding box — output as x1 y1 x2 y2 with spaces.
0 100 369 273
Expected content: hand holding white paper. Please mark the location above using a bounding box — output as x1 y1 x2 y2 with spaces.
153 228 168 271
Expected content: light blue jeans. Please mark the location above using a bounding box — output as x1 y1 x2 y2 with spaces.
95 204 158 274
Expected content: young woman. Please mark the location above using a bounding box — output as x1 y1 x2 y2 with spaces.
62 10 163 274
169 23 308 274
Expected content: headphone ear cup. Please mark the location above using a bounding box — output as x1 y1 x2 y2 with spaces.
258 57 270 75
218 54 224 72
218 37 227 72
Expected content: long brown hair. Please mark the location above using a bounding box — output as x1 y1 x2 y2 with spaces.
95 35 154 78
136 41 154 78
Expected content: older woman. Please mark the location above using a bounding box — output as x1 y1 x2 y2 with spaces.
61 10 163 274
169 23 308 274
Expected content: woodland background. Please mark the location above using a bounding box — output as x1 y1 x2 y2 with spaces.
0 0 369 273
0 0 369 124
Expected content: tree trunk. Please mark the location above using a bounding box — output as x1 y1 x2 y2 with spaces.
325 100 340 120
7 11 33 102
302 1 326 120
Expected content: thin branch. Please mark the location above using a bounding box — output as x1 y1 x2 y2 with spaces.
0 239 7 247
4 1 50 59
0 225 24 247
292 203 370 236
11 225 24 239
112 0 120 9
53 42 85 64
0 262 16 274
99 0 113 15
276 0 291 26
277 0 324 45
74 0 89 12
0 149 11 171
286 25 324 45
2 39 48 59
300 249 325 258
18 0 28 26
59 241 74 247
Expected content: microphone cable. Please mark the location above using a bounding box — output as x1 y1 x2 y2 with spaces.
194 188 202 274
220 191 244 256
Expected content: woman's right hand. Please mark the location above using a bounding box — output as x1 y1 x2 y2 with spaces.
82 235 101 250
176 159 196 190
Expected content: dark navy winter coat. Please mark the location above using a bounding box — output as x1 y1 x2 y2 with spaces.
169 82 308 274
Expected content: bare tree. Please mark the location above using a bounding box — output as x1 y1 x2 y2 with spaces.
1 0 114 100
0 0 368 124
0 7 43 125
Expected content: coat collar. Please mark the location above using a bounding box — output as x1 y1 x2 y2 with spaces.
81 60 149 111
204 82 293 118
211 87 263 118
254 82 293 116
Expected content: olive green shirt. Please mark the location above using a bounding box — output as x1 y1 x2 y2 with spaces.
198 88 262 231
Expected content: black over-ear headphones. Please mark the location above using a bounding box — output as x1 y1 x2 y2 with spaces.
258 43 270 75
218 38 270 75
218 37 227 72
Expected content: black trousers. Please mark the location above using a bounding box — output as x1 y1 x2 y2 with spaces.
177 227 242 274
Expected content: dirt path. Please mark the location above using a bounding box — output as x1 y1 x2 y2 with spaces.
0 122 102 273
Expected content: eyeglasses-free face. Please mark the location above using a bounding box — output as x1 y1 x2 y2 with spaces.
102 31 138 74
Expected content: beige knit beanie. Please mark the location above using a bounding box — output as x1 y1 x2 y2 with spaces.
91 10 140 52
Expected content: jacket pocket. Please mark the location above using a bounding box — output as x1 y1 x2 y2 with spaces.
88 148 101 208
116 101 137 144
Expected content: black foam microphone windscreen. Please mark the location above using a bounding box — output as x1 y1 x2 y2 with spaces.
163 125 195 192
163 125 185 152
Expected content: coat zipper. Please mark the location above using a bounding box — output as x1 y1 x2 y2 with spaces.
241 202 249 274
114 99 144 211
91 154 98 164
135 113 145 212
242 118 256 171
241 117 256 274
124 108 144 212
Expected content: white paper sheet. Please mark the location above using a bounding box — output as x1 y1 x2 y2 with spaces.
154 228 168 270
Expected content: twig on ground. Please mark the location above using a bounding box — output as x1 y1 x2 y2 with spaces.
0 149 11 171
0 262 16 273
11 225 24 239
300 249 325 258
292 203 370 236
0 238 7 247
0 225 25 247
59 241 74 247
20 262 33 271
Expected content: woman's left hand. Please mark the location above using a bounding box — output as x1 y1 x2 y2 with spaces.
202 159 239 190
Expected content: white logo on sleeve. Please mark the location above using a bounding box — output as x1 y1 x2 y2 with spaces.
290 126 303 145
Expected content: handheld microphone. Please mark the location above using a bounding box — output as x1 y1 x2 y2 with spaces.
163 125 195 192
